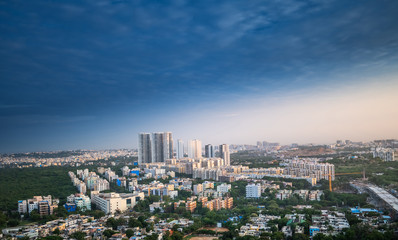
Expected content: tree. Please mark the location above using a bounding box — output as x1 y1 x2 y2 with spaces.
103 229 116 238
0 211 6 227
313 233 333 240
42 236 63 240
106 217 126 230
126 229 134 238
129 217 143 228
55 205 68 218
7 219 19 227
52 228 60 235
145 233 159 240
70 231 86 240
292 233 308 240
271 232 284 240
87 210 105 219
29 210 41 222
171 231 183 240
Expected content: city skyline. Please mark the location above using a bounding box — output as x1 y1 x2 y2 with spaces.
1 0 398 153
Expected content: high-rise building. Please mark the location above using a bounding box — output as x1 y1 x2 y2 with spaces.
176 139 184 159
204 144 214 158
219 144 230 166
163 132 173 160
152 132 173 163
138 133 152 164
188 139 202 159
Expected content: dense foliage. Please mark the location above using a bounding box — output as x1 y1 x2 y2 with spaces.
0 166 77 211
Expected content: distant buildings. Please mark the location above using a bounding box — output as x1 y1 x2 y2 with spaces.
91 191 144 214
205 144 215 158
70 170 110 193
152 132 173 163
284 159 335 181
176 139 184 159
275 190 323 201
217 183 231 193
188 139 202 159
202 197 233 211
18 195 59 216
219 144 230 166
64 194 91 212
310 210 350 236
246 183 261 198
193 184 203 195
138 133 152 164
372 147 397 161
138 132 173 163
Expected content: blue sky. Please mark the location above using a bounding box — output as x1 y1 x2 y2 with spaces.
1 0 398 153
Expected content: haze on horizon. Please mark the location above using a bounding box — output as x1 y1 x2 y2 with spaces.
1 0 398 153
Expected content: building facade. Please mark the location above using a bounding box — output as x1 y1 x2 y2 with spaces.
246 183 261 198
219 144 230 166
138 133 152 164
188 139 202 159
205 144 215 158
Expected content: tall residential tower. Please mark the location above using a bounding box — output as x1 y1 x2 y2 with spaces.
138 133 152 164
219 144 230 166
176 139 184 159
138 132 173 163
152 132 173 163
188 139 202 159
204 144 214 158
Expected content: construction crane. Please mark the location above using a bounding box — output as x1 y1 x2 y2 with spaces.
324 170 366 191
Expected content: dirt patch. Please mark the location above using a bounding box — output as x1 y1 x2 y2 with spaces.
190 237 218 240
202 227 229 232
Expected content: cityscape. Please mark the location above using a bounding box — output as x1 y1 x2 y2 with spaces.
1 0 398 240
0 134 397 239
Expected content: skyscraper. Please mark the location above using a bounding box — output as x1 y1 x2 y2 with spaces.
163 132 173 160
176 139 184 159
151 132 173 163
204 144 214 158
138 133 152 164
188 139 202 159
219 144 230 166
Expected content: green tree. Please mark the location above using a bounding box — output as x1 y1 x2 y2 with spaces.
145 233 159 240
126 229 134 238
7 219 19 227
52 228 60 235
70 231 86 240
103 229 116 238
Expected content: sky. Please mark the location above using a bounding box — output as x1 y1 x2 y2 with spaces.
1 0 398 153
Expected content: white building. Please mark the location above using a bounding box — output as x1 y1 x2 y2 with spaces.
176 139 184 160
188 139 202 159
91 191 144 214
217 183 231 193
18 200 27 214
246 183 261 198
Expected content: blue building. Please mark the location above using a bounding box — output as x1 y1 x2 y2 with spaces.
64 203 77 212
309 226 320 236
350 207 381 215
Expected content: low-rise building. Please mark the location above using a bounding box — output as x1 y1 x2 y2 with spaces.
91 191 144 214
